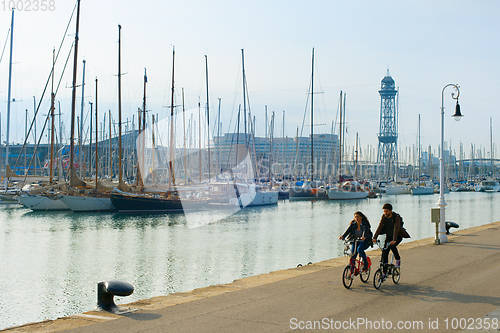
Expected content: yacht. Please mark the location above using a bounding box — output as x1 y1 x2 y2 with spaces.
385 181 411 195
327 181 369 200
474 180 500 192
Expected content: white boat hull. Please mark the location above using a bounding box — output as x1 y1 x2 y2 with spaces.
0 194 19 202
474 182 500 192
410 187 434 195
58 194 115 212
327 188 369 200
385 185 411 195
232 191 278 207
19 194 70 211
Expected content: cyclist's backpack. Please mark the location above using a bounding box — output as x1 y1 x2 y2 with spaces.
395 212 410 238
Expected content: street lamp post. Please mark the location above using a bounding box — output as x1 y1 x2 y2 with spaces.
436 84 463 245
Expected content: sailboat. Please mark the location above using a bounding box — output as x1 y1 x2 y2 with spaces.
289 48 327 200
474 119 499 192
385 181 411 195
110 47 208 213
0 9 21 204
58 76 116 212
17 8 78 211
327 126 369 200
410 115 434 195
58 24 132 212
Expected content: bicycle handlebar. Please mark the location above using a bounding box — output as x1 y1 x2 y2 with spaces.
375 239 398 251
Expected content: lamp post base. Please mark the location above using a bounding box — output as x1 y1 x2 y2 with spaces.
436 200 448 244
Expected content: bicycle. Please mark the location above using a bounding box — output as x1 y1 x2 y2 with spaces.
342 238 371 289
373 239 401 289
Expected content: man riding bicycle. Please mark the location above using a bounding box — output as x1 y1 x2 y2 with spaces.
372 203 409 277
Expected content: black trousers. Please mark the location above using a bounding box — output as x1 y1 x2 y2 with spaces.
382 237 402 273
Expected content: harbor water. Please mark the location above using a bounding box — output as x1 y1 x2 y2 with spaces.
0 192 499 329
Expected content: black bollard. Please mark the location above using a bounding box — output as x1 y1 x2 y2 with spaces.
445 221 459 235
97 280 134 312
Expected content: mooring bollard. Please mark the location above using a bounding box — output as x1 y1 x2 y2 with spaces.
445 221 459 235
97 280 134 313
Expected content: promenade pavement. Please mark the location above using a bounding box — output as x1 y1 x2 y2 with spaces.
4 221 500 333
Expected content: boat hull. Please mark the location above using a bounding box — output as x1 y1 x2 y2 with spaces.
327 189 369 200
0 194 18 202
385 186 411 195
288 187 327 200
410 187 434 195
232 191 278 207
111 192 184 213
474 183 500 192
19 194 70 211
58 194 115 212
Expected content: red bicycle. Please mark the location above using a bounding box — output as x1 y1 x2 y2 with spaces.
342 239 371 289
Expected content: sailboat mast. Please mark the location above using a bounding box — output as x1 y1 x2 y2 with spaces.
69 0 81 186
310 47 314 179
217 98 221 173
109 110 112 177
95 77 98 189
4 9 14 189
138 69 147 189
205 55 211 181
117 24 123 184
182 88 187 184
241 49 247 146
198 100 202 182
338 91 342 181
269 112 275 190
152 115 156 184
491 118 494 178
49 48 55 183
236 105 240 167
418 114 421 179
168 47 176 190
355 132 358 180
79 59 86 178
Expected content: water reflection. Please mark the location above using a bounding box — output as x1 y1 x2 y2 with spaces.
0 192 499 329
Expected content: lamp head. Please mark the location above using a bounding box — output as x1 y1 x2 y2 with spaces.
452 101 463 121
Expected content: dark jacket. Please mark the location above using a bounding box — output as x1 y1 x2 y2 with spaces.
373 212 409 241
341 220 373 245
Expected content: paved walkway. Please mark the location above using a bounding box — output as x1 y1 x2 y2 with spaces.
4 221 500 332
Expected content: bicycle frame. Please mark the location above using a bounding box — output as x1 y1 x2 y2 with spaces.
342 238 371 289
373 240 401 289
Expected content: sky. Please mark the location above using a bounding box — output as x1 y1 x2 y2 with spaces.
0 0 499 161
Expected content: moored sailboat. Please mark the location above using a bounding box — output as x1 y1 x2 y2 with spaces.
288 48 327 201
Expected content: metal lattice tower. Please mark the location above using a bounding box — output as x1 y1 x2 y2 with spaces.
377 70 398 179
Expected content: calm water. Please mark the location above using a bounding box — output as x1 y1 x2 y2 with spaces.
0 192 499 329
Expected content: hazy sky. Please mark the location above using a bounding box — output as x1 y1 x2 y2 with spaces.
1 0 499 159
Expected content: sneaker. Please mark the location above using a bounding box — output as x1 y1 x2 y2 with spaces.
395 260 401 268
381 273 387 281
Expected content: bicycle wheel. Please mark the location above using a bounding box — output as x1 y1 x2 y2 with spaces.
342 265 353 289
360 265 370 283
392 267 401 284
373 269 383 289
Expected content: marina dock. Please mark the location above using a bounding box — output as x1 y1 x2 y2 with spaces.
4 220 500 332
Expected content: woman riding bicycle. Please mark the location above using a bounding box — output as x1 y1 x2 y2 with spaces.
339 211 373 271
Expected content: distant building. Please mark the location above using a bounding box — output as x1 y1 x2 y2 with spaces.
212 133 338 179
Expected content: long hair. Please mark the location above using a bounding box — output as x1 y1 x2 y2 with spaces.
354 211 371 228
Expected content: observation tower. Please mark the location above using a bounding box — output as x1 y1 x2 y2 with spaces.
377 70 398 178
